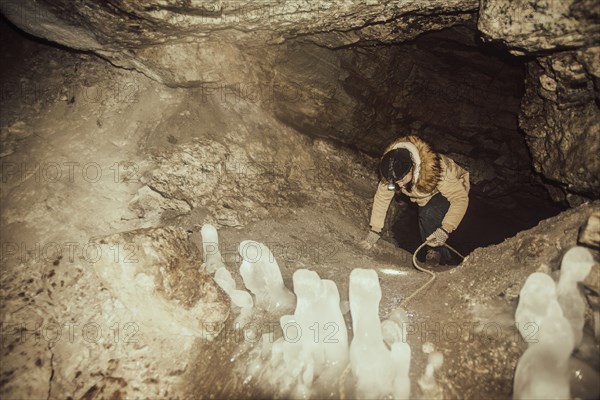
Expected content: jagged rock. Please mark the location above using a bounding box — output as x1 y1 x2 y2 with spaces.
129 185 191 224
478 0 600 55
476 0 600 202
520 47 600 202
143 139 311 228
90 226 229 338
578 212 600 250
2 0 593 202
0 0 478 86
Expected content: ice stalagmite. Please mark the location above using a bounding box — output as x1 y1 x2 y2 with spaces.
557 246 594 347
320 279 349 371
289 269 325 389
513 300 574 400
382 308 412 399
201 224 227 273
418 351 444 399
381 319 404 347
202 224 253 314
213 267 253 308
238 240 295 312
349 268 390 399
278 314 313 398
514 272 557 343
292 270 349 386
511 248 594 400
391 342 412 400
382 307 409 347
247 269 349 398
349 268 410 399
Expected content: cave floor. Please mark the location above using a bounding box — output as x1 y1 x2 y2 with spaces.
180 203 599 400
1 26 598 400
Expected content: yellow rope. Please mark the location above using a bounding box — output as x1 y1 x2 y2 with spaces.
400 242 465 307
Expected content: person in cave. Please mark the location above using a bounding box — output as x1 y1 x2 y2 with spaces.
360 135 470 265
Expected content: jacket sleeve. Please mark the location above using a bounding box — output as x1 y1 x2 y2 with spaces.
438 157 470 233
369 180 395 233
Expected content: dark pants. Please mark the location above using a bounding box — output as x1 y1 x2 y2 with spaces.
418 193 453 263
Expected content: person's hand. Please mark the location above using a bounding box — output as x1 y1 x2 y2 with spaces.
360 231 380 250
426 228 449 247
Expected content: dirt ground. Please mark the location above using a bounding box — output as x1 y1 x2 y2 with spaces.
178 202 600 400
1 21 599 400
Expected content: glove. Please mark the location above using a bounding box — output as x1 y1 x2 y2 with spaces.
360 231 380 250
426 227 449 247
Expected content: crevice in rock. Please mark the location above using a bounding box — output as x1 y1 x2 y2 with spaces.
146 183 194 211
46 344 55 400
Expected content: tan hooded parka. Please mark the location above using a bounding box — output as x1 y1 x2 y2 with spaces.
369 136 470 234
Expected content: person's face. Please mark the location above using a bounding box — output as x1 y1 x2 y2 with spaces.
396 168 413 189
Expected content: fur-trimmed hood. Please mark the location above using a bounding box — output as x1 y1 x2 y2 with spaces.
382 135 441 194
370 135 469 234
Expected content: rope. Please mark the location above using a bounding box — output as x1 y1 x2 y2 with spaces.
400 241 465 307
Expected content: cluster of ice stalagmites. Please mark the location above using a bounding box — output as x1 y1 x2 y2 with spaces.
253 269 350 398
202 225 297 325
242 266 414 399
513 246 595 400
202 224 414 398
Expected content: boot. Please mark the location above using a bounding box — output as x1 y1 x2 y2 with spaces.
425 249 441 265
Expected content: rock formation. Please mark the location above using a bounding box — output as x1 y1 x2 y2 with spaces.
2 0 596 202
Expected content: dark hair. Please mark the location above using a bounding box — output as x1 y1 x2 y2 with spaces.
380 148 412 181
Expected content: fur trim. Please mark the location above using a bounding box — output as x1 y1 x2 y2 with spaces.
384 136 441 194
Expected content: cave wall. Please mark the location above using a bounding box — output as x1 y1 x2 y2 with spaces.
478 0 600 202
0 0 478 87
1 0 598 202
264 26 543 203
520 47 600 205
478 0 600 55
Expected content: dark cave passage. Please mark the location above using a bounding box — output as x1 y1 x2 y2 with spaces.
393 194 564 257
261 25 566 255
